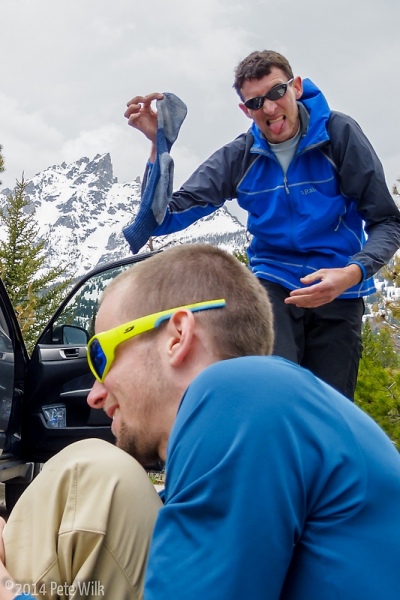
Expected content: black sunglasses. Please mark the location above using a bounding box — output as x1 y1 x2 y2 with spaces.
243 79 294 111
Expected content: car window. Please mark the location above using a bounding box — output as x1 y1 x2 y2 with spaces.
50 263 132 344
0 326 12 351
0 308 14 433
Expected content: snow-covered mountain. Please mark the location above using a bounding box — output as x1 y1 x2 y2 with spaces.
0 153 248 278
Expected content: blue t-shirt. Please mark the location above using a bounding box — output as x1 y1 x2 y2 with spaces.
145 356 400 599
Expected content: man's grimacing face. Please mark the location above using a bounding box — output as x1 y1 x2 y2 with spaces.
239 67 303 144
86 287 173 468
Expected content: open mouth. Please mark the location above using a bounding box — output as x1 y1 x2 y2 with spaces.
267 115 286 135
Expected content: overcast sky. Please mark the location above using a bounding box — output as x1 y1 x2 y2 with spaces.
1 0 400 207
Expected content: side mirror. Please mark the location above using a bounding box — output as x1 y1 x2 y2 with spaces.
53 325 89 345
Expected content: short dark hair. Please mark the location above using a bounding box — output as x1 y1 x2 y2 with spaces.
105 243 274 359
233 50 294 99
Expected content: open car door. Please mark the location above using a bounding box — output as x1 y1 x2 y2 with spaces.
22 252 154 461
5 251 155 510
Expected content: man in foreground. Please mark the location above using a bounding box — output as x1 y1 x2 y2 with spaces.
1 243 400 599
124 50 400 400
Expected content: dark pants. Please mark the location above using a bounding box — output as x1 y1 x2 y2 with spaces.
260 281 364 400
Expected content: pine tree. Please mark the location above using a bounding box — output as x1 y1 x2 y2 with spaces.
233 248 249 266
355 321 400 447
0 145 4 185
382 254 400 329
392 178 400 198
0 177 72 352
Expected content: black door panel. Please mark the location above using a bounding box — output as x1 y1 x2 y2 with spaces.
22 344 112 461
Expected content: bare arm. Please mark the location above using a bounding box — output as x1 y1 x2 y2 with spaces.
124 92 164 163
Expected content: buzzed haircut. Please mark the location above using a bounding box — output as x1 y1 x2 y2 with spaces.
105 243 274 359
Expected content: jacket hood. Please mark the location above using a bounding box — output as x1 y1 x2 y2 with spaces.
298 78 331 149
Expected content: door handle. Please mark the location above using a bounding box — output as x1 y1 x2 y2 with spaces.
59 348 82 359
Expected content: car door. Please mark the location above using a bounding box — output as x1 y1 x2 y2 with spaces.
0 278 38 512
0 326 15 441
0 279 28 457
21 251 155 463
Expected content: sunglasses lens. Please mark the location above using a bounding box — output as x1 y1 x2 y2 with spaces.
89 339 107 380
244 83 289 110
245 98 261 110
268 83 287 101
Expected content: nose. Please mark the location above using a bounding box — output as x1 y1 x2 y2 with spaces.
261 98 277 114
87 380 107 409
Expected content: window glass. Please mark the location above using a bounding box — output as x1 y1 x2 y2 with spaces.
0 305 14 432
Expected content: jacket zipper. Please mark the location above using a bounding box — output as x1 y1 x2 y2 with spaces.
284 177 289 194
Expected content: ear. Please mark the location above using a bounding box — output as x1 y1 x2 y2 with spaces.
239 102 253 119
293 76 303 100
165 310 196 367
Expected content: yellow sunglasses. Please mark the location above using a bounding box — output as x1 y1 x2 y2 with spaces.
87 298 226 382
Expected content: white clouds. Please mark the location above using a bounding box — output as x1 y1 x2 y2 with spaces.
0 93 64 185
1 0 400 192
61 125 123 166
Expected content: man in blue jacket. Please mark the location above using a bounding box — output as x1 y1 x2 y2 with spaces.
124 50 400 399
1 243 400 600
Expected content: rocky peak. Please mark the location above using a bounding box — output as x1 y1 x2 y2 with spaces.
0 153 248 278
